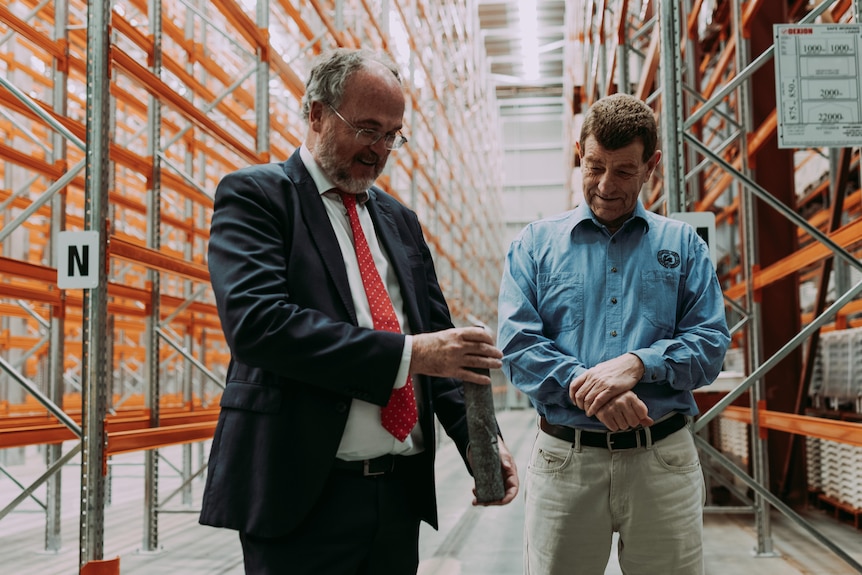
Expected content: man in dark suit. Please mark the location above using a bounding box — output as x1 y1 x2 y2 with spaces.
199 48 519 575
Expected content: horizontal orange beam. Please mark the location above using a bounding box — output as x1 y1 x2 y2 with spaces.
0 399 216 421
81 556 119 575
0 84 86 143
1 86 216 215
269 45 307 102
0 255 58 283
107 421 217 455
721 405 862 447
802 298 862 328
1 237 210 287
307 0 348 48
0 408 220 450
0 424 76 448
211 0 269 54
277 0 316 44
0 281 61 306
119 0 264 146
725 218 862 300
111 46 261 166
0 3 67 63
0 141 66 179
109 236 210 282
747 109 778 160
0 410 143 427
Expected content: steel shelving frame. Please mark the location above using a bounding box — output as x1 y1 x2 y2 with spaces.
0 0 505 571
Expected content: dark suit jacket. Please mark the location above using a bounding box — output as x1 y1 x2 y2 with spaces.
199 149 471 538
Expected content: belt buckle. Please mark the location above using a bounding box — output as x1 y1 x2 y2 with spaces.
363 458 390 477
606 429 641 451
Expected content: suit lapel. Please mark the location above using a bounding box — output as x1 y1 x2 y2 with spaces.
366 192 423 334
285 149 422 332
366 193 432 425
285 155 358 325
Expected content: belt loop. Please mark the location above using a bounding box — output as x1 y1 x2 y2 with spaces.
643 425 653 448
573 428 583 452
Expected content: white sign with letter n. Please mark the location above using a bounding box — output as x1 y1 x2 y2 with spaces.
57 231 100 289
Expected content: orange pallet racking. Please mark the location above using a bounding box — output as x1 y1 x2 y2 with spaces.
1 0 507 568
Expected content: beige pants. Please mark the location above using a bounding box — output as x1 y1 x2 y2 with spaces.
524 422 705 575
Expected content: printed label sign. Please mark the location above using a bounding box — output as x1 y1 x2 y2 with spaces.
774 24 862 148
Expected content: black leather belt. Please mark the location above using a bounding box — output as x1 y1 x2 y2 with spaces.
539 413 687 451
332 454 398 477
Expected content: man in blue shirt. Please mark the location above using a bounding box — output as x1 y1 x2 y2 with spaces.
497 93 730 575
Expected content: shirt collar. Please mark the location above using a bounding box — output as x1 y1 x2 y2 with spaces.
571 200 651 233
299 144 370 204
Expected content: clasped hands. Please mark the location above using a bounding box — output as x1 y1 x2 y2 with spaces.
568 353 654 431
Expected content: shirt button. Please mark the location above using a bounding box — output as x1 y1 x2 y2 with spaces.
611 267 617 273
611 330 617 337
611 297 617 304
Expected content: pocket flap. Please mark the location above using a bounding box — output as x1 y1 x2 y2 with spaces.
219 381 282 413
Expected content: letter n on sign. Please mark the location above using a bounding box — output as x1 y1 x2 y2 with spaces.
57 231 101 289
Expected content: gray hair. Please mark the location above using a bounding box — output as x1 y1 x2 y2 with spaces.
301 48 402 122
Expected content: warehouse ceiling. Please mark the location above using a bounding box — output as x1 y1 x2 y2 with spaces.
477 0 566 99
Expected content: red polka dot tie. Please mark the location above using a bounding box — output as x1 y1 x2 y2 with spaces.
339 191 418 442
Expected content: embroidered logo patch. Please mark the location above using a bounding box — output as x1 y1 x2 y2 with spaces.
657 250 681 269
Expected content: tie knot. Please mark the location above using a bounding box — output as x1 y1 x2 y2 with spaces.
337 190 357 210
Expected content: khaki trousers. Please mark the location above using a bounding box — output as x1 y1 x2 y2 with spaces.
524 421 705 575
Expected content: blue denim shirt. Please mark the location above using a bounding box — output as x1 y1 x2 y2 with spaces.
497 201 730 431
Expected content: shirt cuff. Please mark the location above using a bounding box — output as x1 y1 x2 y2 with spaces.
631 349 666 383
566 366 587 387
393 334 413 389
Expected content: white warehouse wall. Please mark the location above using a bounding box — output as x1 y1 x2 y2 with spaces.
499 98 570 253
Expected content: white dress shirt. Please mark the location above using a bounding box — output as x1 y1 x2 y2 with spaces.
299 145 424 458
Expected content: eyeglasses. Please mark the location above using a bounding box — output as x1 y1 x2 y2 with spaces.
328 105 408 150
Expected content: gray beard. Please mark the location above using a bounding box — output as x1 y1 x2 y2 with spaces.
316 132 379 195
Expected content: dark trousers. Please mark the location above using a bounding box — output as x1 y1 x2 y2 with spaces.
239 468 422 575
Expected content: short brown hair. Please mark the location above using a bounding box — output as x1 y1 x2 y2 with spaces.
580 93 658 162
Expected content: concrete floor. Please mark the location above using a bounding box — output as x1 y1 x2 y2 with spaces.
1 408 860 574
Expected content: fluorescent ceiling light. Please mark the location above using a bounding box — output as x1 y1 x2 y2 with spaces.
518 0 540 82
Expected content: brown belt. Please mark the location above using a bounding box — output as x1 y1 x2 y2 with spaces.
539 413 687 451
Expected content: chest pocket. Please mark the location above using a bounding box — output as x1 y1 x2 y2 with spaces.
537 272 584 335
641 270 679 333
